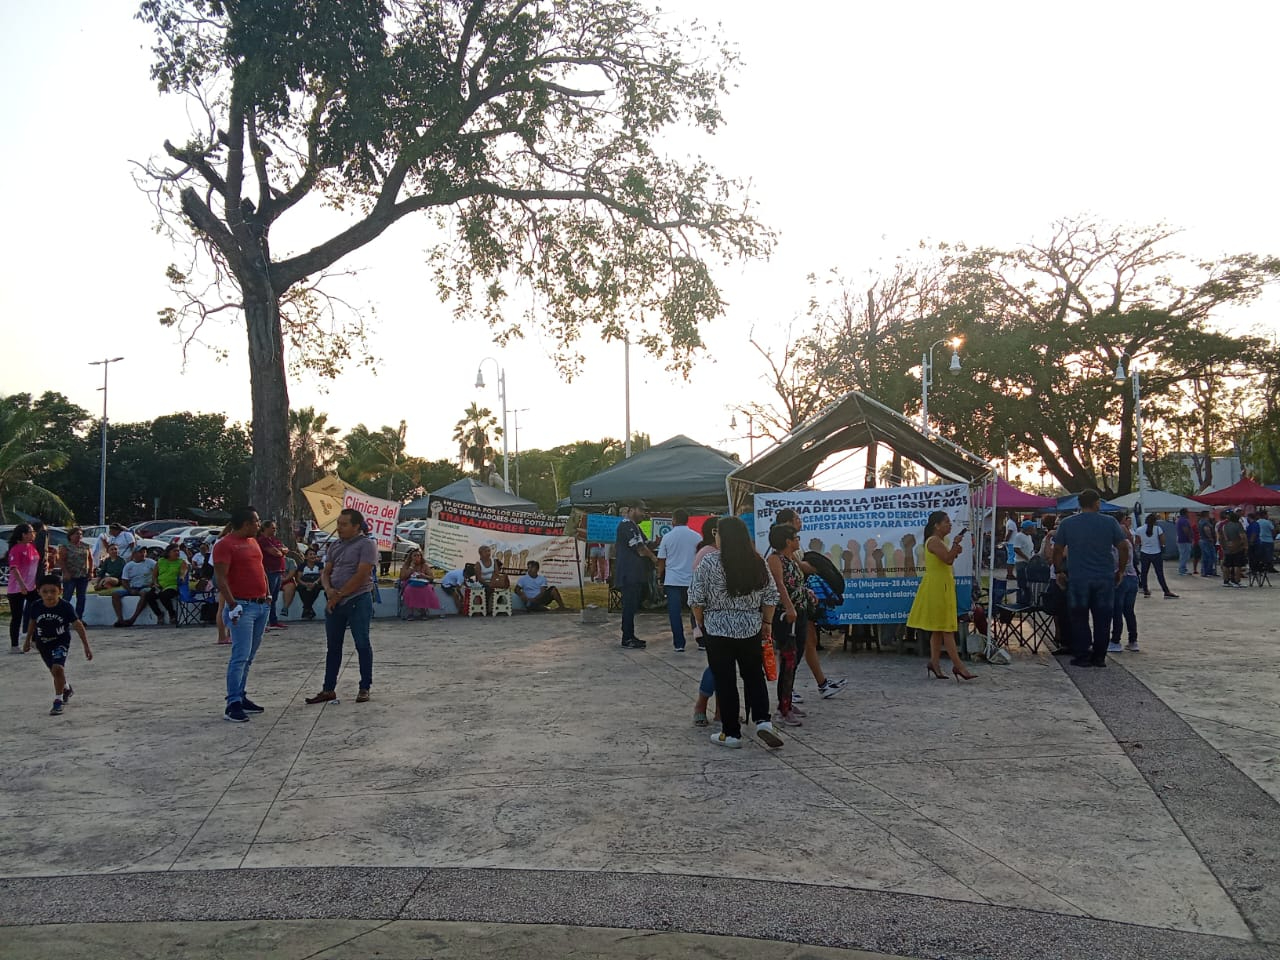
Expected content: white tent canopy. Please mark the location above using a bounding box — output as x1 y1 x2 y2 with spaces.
1107 490 1206 513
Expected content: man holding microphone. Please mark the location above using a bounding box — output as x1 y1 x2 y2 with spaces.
213 507 271 723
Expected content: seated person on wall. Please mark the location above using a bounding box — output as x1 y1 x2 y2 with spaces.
515 561 565 611
295 547 325 620
93 544 126 591
188 542 215 592
111 546 164 627
477 545 510 595
439 563 478 603
278 551 300 618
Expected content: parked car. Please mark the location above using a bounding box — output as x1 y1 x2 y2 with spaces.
1 525 71 585
308 533 418 568
130 519 194 540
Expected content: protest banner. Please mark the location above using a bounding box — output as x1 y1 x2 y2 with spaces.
754 484 974 624
426 497 579 587
342 490 401 551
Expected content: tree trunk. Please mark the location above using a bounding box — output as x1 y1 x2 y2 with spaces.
244 296 293 540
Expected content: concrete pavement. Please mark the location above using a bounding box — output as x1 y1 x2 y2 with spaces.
0 572 1277 959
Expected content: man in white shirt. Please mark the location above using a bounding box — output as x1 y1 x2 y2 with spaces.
1011 521 1036 604
111 546 163 626
656 508 703 651
98 523 135 564
515 561 564 611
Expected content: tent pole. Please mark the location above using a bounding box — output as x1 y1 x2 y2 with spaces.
986 469 998 638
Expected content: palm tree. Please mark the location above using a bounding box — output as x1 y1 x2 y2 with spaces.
341 421 411 498
452 404 499 477
289 407 342 520
0 402 71 522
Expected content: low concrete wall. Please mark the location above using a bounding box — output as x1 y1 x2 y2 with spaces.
72 586 527 627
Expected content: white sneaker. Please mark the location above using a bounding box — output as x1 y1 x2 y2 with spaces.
1107 642 1122 653
1126 642 1140 652
710 732 742 749
818 681 841 699
755 721 784 749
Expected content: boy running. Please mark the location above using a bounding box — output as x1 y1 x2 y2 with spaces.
24 575 93 716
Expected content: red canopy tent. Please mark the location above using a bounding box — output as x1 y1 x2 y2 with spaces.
1192 477 1280 507
973 476 1057 509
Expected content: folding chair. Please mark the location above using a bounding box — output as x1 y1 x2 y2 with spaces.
1248 550 1272 588
176 577 216 626
607 574 622 612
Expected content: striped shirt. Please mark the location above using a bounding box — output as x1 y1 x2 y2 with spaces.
689 552 779 639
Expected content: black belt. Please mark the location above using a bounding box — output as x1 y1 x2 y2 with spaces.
234 597 271 604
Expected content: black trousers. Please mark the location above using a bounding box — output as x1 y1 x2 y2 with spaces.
704 632 772 739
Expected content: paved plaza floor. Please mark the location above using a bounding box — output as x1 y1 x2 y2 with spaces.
1 571 1277 959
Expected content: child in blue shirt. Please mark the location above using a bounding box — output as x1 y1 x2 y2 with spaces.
24 575 93 716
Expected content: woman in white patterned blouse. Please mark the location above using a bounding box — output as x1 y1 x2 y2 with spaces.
689 516 783 750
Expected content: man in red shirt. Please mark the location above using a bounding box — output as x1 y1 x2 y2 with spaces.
257 519 288 629
213 507 271 723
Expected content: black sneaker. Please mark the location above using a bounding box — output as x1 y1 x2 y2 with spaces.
240 697 264 714
1068 657 1092 667
621 638 646 649
224 702 250 723
49 700 63 716
62 685 73 703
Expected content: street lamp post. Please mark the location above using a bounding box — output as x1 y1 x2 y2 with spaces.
921 338 962 437
729 412 754 461
623 334 632 459
512 407 530 496
1114 356 1148 516
475 358 510 492
88 356 125 526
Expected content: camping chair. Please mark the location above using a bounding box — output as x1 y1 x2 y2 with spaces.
176 577 216 626
991 580 1052 651
607 573 622 612
1248 549 1272 588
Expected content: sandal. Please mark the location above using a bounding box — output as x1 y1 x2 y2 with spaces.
693 711 709 727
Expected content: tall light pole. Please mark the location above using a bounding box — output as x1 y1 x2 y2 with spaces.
475 358 510 491
512 407 530 496
1115 355 1148 517
730 412 754 461
88 356 124 526
623 334 632 458
921 337 962 437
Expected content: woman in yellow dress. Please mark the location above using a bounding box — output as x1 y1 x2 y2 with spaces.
906 511 976 681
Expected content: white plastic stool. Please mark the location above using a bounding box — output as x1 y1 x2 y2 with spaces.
490 589 514 617
465 584 487 617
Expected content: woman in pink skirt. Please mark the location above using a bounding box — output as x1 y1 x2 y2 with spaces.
399 549 442 620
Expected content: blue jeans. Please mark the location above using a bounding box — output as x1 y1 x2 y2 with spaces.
63 577 89 618
619 582 642 642
1201 542 1217 577
1111 575 1138 645
323 592 374 691
267 570 283 624
665 585 689 649
1177 542 1192 575
1067 578 1115 662
225 600 270 705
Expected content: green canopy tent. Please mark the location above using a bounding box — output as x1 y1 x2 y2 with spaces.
569 435 741 512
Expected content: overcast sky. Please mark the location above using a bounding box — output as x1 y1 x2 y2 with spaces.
3 1 1277 471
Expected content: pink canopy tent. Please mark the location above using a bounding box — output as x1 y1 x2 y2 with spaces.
1192 477 1280 507
973 476 1057 510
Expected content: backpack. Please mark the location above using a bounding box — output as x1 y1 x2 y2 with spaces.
802 551 845 604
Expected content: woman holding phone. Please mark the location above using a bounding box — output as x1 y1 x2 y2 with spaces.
906 512 975 681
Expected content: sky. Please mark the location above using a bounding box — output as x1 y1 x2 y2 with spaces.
2 1 1277 475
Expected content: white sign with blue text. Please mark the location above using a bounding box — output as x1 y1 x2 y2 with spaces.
754 484 974 624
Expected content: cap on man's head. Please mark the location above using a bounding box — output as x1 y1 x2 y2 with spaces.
1021 521 1036 530
110 523 123 531
133 545 146 554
